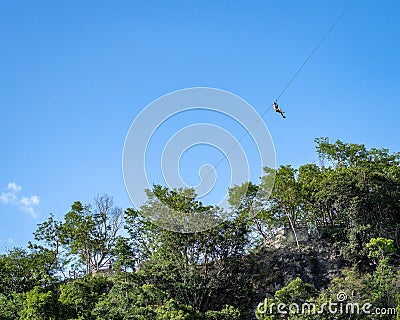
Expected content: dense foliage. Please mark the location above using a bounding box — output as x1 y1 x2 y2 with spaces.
1 138 399 319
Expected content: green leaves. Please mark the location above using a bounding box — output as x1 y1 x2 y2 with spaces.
58 276 111 320
0 247 58 295
0 293 24 320
274 278 317 305
255 278 317 320
367 238 396 264
1 137 400 319
56 195 124 274
19 287 57 320
124 185 252 313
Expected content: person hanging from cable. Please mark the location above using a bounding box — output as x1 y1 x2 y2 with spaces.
273 101 286 118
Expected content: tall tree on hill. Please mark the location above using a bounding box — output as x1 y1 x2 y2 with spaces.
60 195 124 274
125 185 252 313
31 213 67 279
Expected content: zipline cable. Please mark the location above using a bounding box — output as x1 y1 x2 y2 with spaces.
202 0 355 186
274 0 355 103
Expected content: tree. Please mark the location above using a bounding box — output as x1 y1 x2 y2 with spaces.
0 247 57 295
0 293 25 320
91 273 163 320
58 275 110 320
19 287 57 320
366 238 396 265
228 180 276 248
264 165 304 249
31 213 67 279
256 278 317 320
154 299 195 320
60 195 124 274
311 139 400 258
314 137 368 168
125 185 252 313
204 305 241 320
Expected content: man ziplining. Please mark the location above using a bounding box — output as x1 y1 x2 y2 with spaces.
273 101 286 118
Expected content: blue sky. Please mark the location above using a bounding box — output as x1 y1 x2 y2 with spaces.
1 1 399 250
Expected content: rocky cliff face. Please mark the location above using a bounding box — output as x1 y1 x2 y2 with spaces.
252 238 350 298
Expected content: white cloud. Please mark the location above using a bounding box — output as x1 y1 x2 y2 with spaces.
21 195 40 207
0 182 22 204
20 195 40 218
7 182 22 193
0 182 40 218
0 192 17 204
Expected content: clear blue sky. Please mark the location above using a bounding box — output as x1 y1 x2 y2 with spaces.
1 1 399 250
